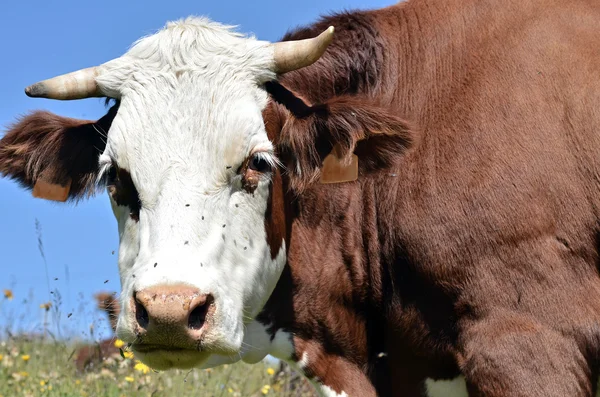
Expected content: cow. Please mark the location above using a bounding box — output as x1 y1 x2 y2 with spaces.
74 292 121 372
2 0 600 395
74 339 120 373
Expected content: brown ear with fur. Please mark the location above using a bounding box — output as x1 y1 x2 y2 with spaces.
265 81 415 191
0 104 118 202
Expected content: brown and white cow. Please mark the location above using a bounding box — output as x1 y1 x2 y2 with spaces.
3 0 600 395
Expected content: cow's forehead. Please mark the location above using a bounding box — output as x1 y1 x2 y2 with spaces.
97 17 277 189
97 17 276 96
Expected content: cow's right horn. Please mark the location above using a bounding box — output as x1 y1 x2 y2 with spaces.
25 66 102 100
271 26 335 74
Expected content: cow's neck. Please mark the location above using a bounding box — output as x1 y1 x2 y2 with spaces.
255 1 488 391
257 175 382 395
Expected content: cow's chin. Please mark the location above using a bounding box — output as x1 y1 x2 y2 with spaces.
132 348 211 370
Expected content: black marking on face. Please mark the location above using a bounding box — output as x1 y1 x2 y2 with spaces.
107 167 141 222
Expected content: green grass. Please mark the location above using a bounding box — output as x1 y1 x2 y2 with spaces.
0 333 316 397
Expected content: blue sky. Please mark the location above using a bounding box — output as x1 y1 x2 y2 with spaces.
0 0 394 341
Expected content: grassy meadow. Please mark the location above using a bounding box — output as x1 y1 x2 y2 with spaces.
0 336 316 397
0 290 316 397
0 221 316 396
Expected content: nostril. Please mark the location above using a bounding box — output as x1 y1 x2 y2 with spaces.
188 305 207 330
188 295 213 330
134 293 149 329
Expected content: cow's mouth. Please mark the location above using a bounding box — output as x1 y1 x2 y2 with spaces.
132 344 192 353
131 344 211 370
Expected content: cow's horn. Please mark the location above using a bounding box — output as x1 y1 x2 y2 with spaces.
272 26 335 74
24 67 102 100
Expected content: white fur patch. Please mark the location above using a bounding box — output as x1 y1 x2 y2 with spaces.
199 321 294 368
425 376 468 397
238 321 294 364
298 351 310 370
290 352 348 397
317 385 348 397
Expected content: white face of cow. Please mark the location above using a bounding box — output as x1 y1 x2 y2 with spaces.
96 18 285 369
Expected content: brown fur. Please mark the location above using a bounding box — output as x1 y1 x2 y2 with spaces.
5 0 600 395
74 339 120 373
261 0 600 395
0 104 118 201
94 292 120 332
266 83 415 192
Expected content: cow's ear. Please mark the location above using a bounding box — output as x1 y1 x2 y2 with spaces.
0 104 118 202
267 83 415 191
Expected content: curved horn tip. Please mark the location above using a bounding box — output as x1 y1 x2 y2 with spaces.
272 25 337 74
321 26 335 45
25 83 47 98
316 26 335 46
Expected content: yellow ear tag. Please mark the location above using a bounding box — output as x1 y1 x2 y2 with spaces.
319 144 358 184
32 178 71 202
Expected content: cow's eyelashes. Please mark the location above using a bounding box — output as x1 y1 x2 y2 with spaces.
249 154 272 173
239 152 275 193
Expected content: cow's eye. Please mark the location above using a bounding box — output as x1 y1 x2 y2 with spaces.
107 166 141 222
248 154 271 173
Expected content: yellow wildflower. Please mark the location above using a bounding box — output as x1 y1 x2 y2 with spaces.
261 384 271 395
19 371 28 377
39 302 52 311
122 351 134 359
48 385 53 391
228 388 233 393
134 361 151 374
114 339 125 348
21 355 30 362
75 380 81 385
39 380 46 386
125 376 135 383
3 289 13 300
266 367 275 376
0 354 3 361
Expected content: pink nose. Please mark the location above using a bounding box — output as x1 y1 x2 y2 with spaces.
131 285 213 340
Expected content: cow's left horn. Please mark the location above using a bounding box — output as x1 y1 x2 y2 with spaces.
25 67 102 100
271 26 335 74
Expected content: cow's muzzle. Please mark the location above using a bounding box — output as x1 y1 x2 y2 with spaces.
129 284 215 352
